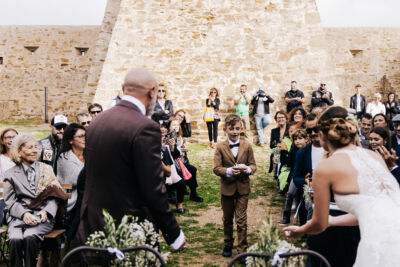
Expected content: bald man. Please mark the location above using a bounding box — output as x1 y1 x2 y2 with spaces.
77 68 185 253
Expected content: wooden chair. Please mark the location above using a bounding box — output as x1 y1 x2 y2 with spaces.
0 183 72 266
60 245 167 267
41 183 73 264
227 250 331 267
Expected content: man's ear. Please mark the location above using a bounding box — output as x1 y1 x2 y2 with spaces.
121 85 125 94
149 86 156 99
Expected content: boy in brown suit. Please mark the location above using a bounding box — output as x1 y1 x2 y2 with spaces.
214 114 256 259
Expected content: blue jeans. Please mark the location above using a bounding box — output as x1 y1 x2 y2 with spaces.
254 114 272 144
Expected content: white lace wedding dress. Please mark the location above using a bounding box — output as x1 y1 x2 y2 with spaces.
334 147 400 267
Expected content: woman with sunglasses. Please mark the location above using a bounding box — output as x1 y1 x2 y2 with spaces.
151 83 174 126
57 123 86 240
205 88 221 148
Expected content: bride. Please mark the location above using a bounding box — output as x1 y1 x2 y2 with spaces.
284 106 400 266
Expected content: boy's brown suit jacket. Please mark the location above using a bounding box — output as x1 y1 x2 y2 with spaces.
213 139 256 196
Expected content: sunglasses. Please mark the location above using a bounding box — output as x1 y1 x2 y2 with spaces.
55 125 66 131
159 90 165 93
321 84 326 86
82 121 91 126
306 127 319 134
90 110 101 114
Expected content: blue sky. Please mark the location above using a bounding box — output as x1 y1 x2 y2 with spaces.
0 0 398 27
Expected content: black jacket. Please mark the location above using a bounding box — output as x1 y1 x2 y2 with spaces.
206 98 220 111
251 94 274 115
311 88 334 109
151 99 174 123
349 94 366 114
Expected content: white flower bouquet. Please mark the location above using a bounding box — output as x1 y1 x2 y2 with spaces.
246 214 304 267
86 210 169 267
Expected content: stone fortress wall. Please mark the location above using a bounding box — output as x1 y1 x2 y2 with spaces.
0 0 399 142
0 26 99 121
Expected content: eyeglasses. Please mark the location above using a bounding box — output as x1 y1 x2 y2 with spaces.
55 125 66 131
90 110 101 114
3 135 16 140
306 127 319 134
74 134 86 139
82 121 91 126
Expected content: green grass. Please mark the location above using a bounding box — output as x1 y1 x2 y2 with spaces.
163 143 286 266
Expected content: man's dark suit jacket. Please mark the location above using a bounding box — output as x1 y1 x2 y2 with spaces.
391 134 399 152
349 94 366 115
77 100 181 245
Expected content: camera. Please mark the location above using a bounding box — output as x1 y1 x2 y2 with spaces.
257 90 264 95
166 130 177 140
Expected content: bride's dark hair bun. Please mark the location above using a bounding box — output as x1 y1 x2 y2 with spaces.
318 107 357 148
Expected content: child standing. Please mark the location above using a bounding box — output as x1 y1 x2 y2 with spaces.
213 114 256 259
280 128 309 225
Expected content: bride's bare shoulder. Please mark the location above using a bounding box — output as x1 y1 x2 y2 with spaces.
315 152 355 175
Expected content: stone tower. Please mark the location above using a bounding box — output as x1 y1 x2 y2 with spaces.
88 0 341 141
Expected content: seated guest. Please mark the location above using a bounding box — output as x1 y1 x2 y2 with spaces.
391 115 400 152
57 124 85 240
174 109 192 138
372 113 390 130
368 127 400 183
384 92 399 120
152 83 174 125
76 113 91 130
358 113 373 148
160 124 186 213
4 134 66 267
169 118 203 202
0 128 18 178
288 107 306 124
369 127 392 151
280 129 309 225
269 110 288 176
366 93 385 117
88 103 103 119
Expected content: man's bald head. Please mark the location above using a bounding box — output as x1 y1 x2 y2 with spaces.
122 68 158 116
123 68 158 92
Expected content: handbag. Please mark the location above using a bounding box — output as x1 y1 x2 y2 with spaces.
165 164 182 185
203 107 215 122
176 158 192 180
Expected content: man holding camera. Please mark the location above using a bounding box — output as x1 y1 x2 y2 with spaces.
251 88 274 146
311 82 334 110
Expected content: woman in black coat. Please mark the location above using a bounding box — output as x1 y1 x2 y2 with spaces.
269 110 289 174
151 83 174 125
205 88 221 148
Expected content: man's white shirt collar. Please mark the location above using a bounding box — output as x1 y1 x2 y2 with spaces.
122 95 146 115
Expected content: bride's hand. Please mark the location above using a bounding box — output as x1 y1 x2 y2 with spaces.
283 225 302 238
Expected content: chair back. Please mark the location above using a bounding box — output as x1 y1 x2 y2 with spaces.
227 250 331 267
61 245 166 267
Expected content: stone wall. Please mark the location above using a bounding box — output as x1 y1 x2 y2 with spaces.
92 0 340 143
324 27 400 105
82 0 121 108
0 26 99 121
